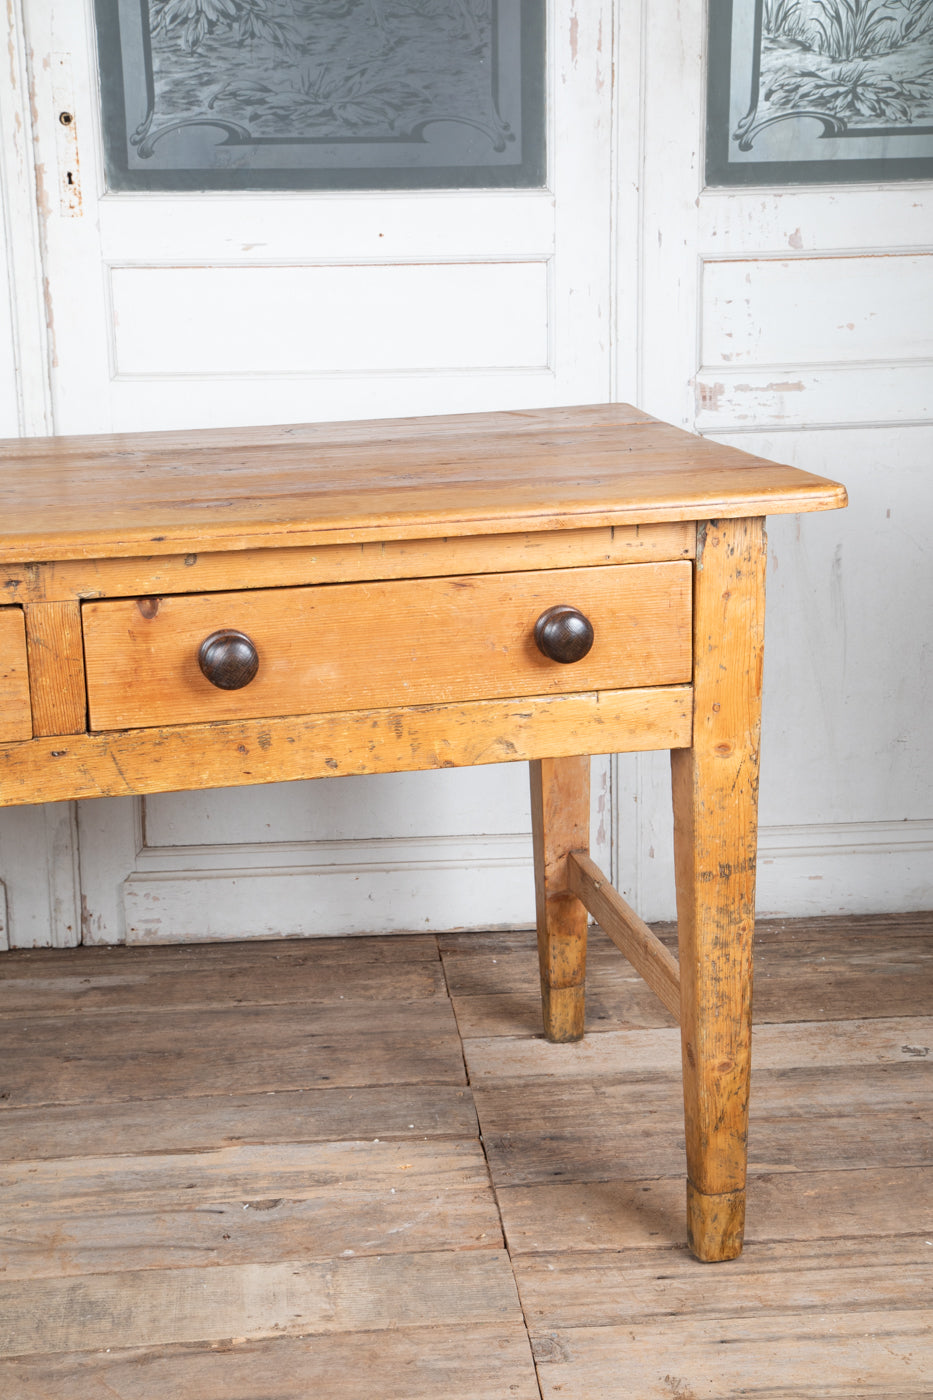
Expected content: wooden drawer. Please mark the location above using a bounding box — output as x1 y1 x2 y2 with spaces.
82 563 693 733
0 606 31 742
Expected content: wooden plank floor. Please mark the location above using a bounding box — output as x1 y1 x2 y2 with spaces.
0 912 930 1398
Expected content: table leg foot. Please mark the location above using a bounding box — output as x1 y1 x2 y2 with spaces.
540 981 585 1043
686 1182 746 1262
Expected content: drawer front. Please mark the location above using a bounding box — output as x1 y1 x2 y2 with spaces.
0 607 31 742
82 563 693 733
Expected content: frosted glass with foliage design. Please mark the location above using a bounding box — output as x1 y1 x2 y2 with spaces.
707 0 933 184
95 0 545 189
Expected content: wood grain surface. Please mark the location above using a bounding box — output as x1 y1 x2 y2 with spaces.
529 755 591 1042
0 404 846 563
671 517 768 1259
0 523 696 605
23 601 86 736
440 916 933 1037
0 686 694 807
0 1251 523 1357
0 1328 542 1400
531 1312 931 1398
0 912 928 1396
567 851 682 1019
82 563 692 731
0 607 31 742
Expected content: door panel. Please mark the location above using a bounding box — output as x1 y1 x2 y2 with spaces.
108 261 550 377
613 0 933 921
26 2 612 436
76 764 613 945
4 0 616 945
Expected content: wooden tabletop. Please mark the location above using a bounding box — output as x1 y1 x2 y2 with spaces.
0 404 846 562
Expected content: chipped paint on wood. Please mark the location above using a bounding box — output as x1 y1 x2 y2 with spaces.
0 0 54 432
49 55 82 215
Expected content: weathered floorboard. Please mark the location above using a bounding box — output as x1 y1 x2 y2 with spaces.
531 1312 933 1398
515 1236 933 1329
0 913 929 1397
0 1250 523 1358
0 1084 478 1163
440 916 933 1032
461 1016 933 1083
0 999 467 1107
496 1166 933 1255
0 1186 503 1281
0 1138 502 1280
0 1139 493 1213
0 940 446 1017
471 1061 932 1183
0 1326 542 1400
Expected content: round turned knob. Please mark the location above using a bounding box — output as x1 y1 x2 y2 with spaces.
198 629 260 690
533 604 595 664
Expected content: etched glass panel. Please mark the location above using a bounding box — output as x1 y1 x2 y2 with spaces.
95 0 545 190
707 0 933 184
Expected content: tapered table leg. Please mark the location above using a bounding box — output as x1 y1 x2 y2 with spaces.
671 518 766 1261
529 755 590 1042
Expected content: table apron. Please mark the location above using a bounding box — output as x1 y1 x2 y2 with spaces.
0 685 694 807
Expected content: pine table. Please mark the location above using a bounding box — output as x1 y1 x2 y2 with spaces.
0 403 846 1261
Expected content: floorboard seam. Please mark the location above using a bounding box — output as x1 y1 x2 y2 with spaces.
437 933 548 1400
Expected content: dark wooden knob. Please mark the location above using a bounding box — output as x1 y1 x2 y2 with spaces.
198 629 260 690
534 605 595 664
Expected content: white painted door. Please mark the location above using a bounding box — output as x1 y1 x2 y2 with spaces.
613 1 933 921
0 0 615 946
